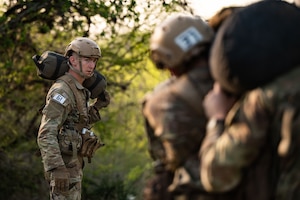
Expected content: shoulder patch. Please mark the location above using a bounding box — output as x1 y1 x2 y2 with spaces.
52 93 66 104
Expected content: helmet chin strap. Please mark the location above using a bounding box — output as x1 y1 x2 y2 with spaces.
67 61 93 79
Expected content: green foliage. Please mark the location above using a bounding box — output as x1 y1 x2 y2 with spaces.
0 0 192 199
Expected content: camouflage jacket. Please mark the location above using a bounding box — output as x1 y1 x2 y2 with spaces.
200 67 300 200
37 73 101 172
142 66 214 194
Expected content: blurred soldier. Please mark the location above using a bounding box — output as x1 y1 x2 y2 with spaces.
199 1 300 200
200 63 300 200
37 37 110 200
142 13 216 199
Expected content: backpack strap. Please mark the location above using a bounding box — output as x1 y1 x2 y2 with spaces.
58 75 88 131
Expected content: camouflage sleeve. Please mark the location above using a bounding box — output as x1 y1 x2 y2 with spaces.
200 88 272 192
144 116 166 162
88 90 111 124
142 91 166 165
88 106 101 124
37 87 72 172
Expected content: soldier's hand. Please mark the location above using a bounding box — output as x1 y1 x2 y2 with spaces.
94 90 110 109
203 82 237 119
51 166 70 193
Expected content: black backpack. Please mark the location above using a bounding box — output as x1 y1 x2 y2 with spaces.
32 51 107 99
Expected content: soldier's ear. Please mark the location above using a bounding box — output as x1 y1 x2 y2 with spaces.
69 55 77 65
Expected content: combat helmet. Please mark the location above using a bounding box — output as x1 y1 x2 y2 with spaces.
65 37 101 58
65 37 101 78
150 13 214 70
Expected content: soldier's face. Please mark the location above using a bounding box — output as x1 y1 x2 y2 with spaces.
70 54 97 77
79 56 97 77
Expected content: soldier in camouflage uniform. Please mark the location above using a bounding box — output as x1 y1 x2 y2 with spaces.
200 68 300 200
198 1 300 199
200 21 300 200
142 14 217 200
37 37 110 200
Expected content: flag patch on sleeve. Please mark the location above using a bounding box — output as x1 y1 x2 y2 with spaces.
53 93 66 104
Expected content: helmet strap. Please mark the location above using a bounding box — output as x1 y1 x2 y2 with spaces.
78 53 83 74
77 53 94 79
67 61 91 79
68 53 92 79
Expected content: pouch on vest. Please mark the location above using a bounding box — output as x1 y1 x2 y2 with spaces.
32 51 107 99
58 127 82 156
80 128 105 163
58 75 105 163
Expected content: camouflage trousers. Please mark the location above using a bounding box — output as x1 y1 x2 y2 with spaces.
47 159 83 200
50 181 81 200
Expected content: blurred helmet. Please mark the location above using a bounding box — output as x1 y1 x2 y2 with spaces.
150 13 214 69
65 37 101 58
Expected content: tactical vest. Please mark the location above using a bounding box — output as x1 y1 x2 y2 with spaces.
58 75 89 167
58 74 89 132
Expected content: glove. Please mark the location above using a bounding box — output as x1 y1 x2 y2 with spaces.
94 90 110 109
51 166 70 193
